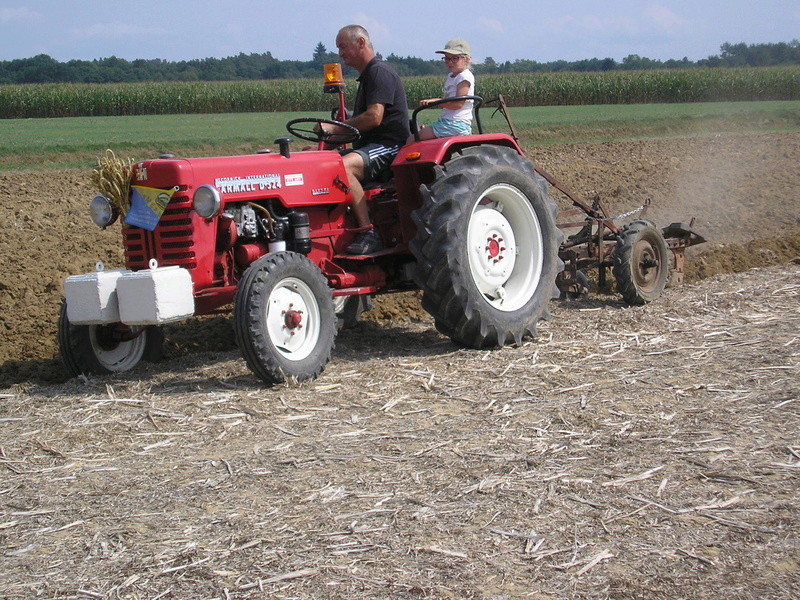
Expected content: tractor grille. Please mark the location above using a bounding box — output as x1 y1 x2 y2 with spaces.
123 194 197 270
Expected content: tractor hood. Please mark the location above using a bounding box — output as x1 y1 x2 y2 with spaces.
132 150 351 208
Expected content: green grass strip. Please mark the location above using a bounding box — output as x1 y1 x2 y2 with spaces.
1 102 798 170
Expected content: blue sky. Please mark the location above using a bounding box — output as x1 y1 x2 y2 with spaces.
1 1 798 64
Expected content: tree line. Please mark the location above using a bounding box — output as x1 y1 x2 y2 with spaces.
1 40 798 85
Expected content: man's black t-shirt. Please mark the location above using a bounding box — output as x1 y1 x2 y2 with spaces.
353 58 410 148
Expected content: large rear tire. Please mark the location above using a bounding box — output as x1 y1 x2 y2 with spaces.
58 301 163 377
233 252 336 384
612 219 670 305
410 146 562 348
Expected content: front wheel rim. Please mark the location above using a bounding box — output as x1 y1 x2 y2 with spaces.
467 184 544 312
89 325 147 372
266 277 321 361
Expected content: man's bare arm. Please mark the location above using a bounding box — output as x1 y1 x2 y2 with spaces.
345 103 385 132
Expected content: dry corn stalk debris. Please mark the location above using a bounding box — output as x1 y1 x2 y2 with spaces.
0 264 798 599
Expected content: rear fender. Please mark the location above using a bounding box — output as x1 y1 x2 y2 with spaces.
394 133 523 168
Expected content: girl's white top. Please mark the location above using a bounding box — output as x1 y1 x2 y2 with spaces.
441 69 475 122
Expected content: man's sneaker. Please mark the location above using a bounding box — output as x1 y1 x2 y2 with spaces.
345 229 381 255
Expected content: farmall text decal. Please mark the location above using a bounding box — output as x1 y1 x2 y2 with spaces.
215 174 281 194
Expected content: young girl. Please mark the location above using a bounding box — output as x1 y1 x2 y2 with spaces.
411 39 475 141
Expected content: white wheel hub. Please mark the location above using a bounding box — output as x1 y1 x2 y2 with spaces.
468 206 517 291
266 277 320 361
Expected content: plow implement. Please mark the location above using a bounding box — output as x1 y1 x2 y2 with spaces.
488 95 706 304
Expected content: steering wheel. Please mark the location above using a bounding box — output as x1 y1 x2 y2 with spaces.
286 118 360 146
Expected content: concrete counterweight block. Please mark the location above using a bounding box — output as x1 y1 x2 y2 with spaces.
63 262 128 324
117 261 195 325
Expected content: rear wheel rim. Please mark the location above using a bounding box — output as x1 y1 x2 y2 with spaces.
467 184 544 312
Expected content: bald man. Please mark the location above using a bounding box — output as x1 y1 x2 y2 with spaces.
323 25 410 254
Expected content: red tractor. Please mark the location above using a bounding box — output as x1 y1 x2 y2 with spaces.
59 66 700 384
59 67 562 384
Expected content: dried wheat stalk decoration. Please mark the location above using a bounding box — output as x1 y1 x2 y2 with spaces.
90 149 134 217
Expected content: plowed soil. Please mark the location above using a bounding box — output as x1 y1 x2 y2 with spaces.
1 131 798 599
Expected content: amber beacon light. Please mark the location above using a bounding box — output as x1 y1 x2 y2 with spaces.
323 63 345 93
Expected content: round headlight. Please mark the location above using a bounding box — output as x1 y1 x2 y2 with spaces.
89 194 118 228
193 184 221 218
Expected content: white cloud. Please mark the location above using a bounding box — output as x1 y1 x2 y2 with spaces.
478 17 504 33
644 4 685 32
70 22 170 41
0 7 40 24
579 15 638 36
541 15 575 33
351 12 392 43
535 4 686 56
542 14 638 37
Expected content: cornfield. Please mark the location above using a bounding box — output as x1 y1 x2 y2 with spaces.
1 67 798 119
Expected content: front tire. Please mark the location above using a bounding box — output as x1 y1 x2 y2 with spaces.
58 301 163 376
410 146 562 348
612 219 670 305
233 252 336 384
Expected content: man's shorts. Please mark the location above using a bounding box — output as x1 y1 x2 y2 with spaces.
431 117 472 138
344 143 401 184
